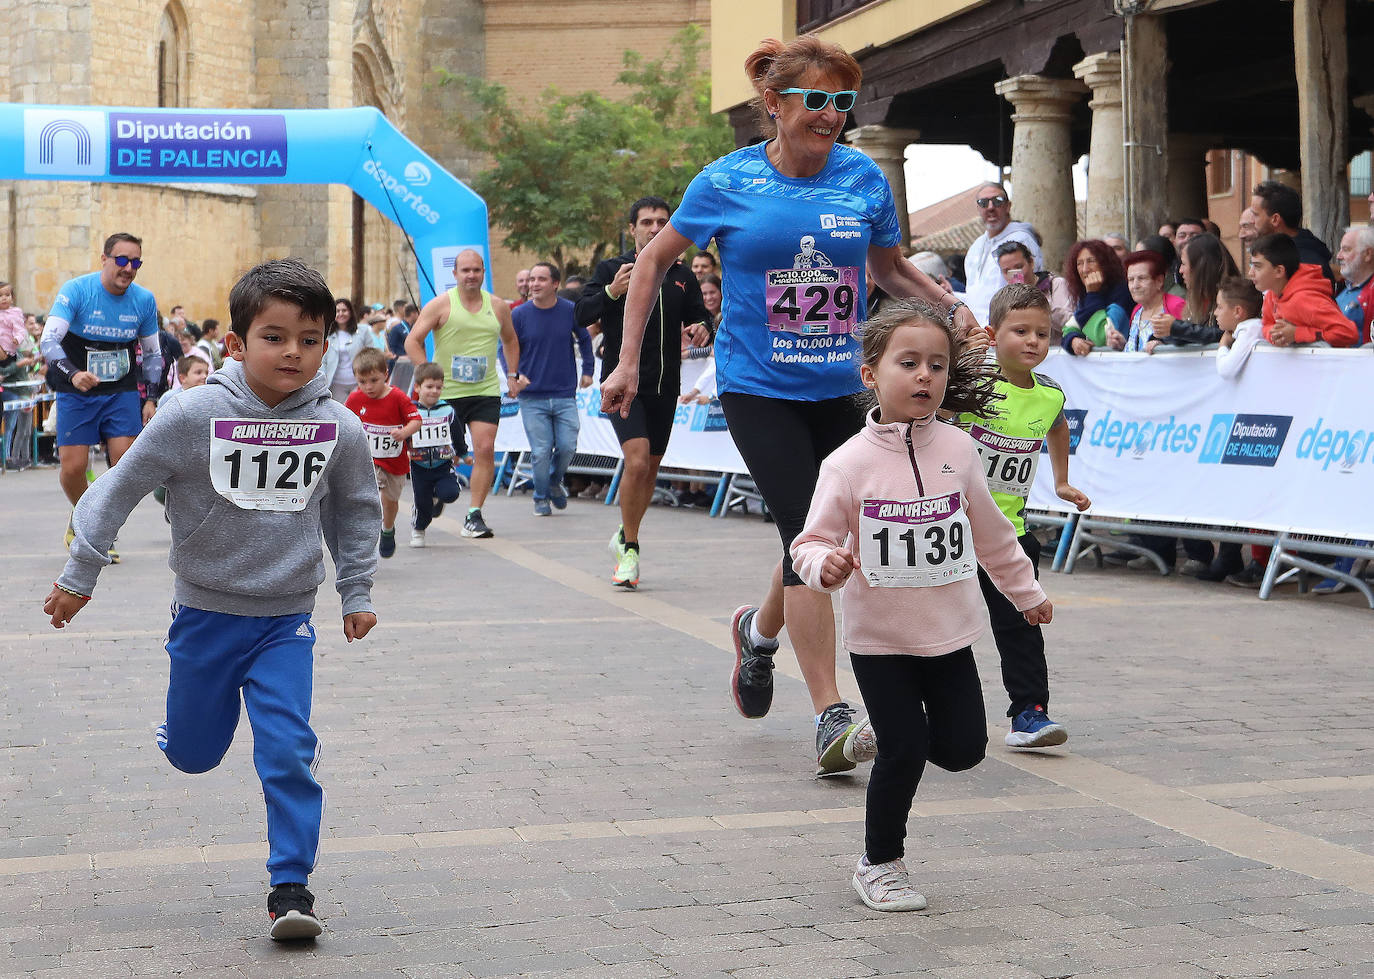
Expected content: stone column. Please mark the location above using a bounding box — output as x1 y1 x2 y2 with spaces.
1123 13 1168 243
845 125 922 247
1073 52 1125 241
1166 133 1209 225
994 75 1087 272
1296 0 1349 252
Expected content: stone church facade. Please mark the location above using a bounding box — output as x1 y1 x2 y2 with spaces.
1 0 707 317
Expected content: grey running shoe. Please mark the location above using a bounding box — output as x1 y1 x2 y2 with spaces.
816 702 859 776
462 508 494 538
852 856 927 912
729 605 776 718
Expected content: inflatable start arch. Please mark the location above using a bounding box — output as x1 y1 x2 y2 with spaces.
0 103 489 303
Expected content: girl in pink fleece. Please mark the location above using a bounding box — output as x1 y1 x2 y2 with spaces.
791 298 1052 913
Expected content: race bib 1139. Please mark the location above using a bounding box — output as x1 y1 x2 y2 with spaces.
857 491 975 588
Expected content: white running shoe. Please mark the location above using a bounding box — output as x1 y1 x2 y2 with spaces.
843 717 877 763
852 856 927 912
409 529 426 548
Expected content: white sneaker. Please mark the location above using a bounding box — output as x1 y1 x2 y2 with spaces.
409 529 425 548
852 856 927 912
842 717 877 763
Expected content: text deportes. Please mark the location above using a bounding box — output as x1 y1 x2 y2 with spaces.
362 158 441 225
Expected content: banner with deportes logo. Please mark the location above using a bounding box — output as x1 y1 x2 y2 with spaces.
1027 347 1374 539
494 383 749 474
1 103 489 302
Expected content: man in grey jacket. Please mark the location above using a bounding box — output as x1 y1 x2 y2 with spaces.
43 259 381 942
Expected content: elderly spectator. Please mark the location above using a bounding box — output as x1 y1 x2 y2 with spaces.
962 182 1043 325
1250 180 1334 285
995 240 1072 337
1123 251 1185 353
1103 233 1129 263
1250 233 1357 348
1335 225 1374 345
1238 207 1260 254
1151 233 1238 347
1060 239 1132 355
1136 234 1186 298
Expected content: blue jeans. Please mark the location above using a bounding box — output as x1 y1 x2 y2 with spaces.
519 396 580 500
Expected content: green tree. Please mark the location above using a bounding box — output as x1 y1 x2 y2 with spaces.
439 25 734 273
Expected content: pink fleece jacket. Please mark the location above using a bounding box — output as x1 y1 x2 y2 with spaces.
791 409 1047 657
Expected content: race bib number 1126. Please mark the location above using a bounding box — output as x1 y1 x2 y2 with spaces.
209 418 338 511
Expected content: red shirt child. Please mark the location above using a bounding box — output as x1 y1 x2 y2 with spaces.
345 381 421 475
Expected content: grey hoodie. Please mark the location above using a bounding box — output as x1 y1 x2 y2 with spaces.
59 361 381 618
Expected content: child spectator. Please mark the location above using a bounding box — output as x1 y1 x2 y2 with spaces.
157 355 210 406
1123 250 1185 352
1214 276 1265 380
1060 239 1132 355
43 258 381 940
345 346 420 558
0 281 25 357
1250 233 1358 348
1151 233 1238 347
957 284 1090 748
407 361 462 547
790 297 1051 911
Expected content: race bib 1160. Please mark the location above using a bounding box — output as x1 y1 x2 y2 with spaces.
209 418 337 511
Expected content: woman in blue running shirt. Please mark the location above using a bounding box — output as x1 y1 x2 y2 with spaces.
600 35 987 776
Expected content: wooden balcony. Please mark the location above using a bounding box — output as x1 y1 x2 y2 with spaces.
796 0 883 33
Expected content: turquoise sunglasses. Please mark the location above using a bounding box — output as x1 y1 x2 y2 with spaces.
777 88 858 112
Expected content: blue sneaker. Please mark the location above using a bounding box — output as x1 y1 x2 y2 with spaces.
1312 557 1354 595
533 498 552 517
1006 705 1067 748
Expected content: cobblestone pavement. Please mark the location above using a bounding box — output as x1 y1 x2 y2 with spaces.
2 466 1372 977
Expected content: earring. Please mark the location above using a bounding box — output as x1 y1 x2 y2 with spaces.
769 112 777 120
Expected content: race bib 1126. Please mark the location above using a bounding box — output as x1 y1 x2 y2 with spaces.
209 418 338 511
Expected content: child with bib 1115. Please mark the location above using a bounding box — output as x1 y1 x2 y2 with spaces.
406 360 463 547
345 346 421 559
44 259 382 941
790 297 1052 914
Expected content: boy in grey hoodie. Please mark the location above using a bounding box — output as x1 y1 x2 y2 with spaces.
44 259 381 941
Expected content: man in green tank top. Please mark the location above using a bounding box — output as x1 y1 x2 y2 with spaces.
406 249 524 538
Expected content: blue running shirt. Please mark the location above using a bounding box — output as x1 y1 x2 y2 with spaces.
671 143 900 401
49 272 160 344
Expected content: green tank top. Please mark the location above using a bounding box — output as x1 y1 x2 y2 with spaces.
435 287 502 399
957 373 1066 536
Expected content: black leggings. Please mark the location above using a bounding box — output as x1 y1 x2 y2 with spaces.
719 391 868 586
977 532 1049 718
850 648 987 863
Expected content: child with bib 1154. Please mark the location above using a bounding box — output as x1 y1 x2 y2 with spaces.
44 259 382 941
790 297 1053 914
345 346 421 559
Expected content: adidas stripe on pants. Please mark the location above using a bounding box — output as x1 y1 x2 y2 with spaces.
159 605 325 886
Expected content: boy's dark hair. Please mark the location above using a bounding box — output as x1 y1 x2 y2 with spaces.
201 317 219 335
1253 180 1302 230
989 282 1050 328
1216 276 1263 319
628 196 670 225
413 361 445 385
351 347 388 377
228 259 335 339
1251 233 1300 280
176 355 205 377
532 260 562 283
102 232 142 255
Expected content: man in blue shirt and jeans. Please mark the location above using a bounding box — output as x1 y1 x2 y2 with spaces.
511 261 594 516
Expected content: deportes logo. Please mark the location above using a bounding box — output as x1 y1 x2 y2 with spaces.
1198 413 1292 467
23 109 108 176
403 161 431 186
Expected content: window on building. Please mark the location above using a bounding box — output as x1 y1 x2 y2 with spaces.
1351 151 1371 199
1206 149 1234 197
157 3 188 108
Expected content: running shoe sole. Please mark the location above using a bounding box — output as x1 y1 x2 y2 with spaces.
461 525 493 539
269 909 323 941
1005 723 1068 748
817 722 859 777
729 605 768 719
852 874 927 912
843 718 877 763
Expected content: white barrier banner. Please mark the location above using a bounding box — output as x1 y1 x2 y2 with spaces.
1027 347 1374 538
494 384 749 474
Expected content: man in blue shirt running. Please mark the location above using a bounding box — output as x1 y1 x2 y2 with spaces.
41 232 163 552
